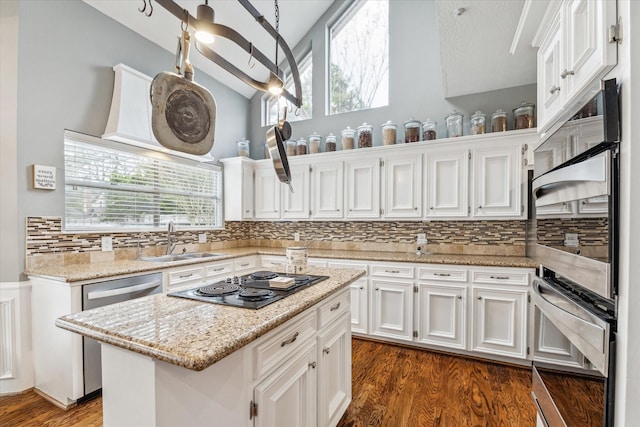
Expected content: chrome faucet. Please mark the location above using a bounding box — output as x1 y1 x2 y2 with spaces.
166 221 176 255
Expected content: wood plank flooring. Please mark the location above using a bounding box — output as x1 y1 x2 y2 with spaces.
0 339 534 426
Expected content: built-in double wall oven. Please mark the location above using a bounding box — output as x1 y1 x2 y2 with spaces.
528 78 619 427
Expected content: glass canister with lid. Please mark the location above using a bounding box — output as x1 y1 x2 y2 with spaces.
404 118 421 143
341 126 355 150
422 119 437 140
491 109 508 132
470 111 486 135
296 137 308 155
325 133 337 152
286 139 297 156
513 101 535 129
236 138 250 157
308 132 322 154
445 110 464 138
357 122 373 148
381 121 397 145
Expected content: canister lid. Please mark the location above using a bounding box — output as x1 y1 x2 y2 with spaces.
471 111 485 119
445 110 463 119
513 101 535 114
403 117 421 127
491 109 507 118
381 120 397 129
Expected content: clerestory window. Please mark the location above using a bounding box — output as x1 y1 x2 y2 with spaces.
264 50 313 126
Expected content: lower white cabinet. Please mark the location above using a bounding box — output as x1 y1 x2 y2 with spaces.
471 286 528 359
370 278 413 342
348 277 368 335
416 283 467 350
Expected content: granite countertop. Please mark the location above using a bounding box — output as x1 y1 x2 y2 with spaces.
56 267 364 371
26 247 537 283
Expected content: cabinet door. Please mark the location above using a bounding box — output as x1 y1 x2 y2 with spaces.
242 165 254 219
383 153 422 218
317 314 351 427
349 277 368 335
537 12 563 131
371 279 413 342
254 166 281 219
312 161 344 219
283 163 310 219
471 286 528 359
416 283 466 350
533 308 584 368
425 149 469 218
346 158 380 219
472 145 523 218
254 343 317 427
563 0 617 101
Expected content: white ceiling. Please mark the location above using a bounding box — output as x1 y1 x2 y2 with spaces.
85 0 538 100
83 0 334 99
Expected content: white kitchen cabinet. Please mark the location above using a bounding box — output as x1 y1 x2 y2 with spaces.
345 157 380 219
205 260 234 280
220 157 254 220
533 307 584 368
317 313 351 427
233 256 259 274
382 152 422 218
370 278 413 342
261 256 287 270
348 277 368 335
312 161 344 219
283 163 311 219
535 0 617 133
425 148 469 218
472 144 524 218
471 286 528 359
254 165 281 219
416 283 467 350
166 264 205 291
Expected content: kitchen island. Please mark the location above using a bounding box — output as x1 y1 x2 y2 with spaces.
56 267 364 427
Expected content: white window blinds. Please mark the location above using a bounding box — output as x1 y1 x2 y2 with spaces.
64 132 222 231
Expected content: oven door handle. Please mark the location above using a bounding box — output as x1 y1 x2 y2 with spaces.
533 151 609 206
531 392 550 427
87 280 162 300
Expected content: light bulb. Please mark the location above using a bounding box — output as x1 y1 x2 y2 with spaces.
268 75 284 95
195 31 215 44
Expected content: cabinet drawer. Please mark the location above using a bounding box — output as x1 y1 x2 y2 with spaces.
370 264 414 279
253 311 317 380
328 261 368 274
205 261 234 278
261 256 287 269
317 288 350 330
234 257 257 272
471 270 529 287
418 266 468 283
168 266 204 287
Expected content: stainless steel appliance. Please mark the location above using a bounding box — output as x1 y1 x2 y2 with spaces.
82 272 163 398
168 271 328 309
529 78 619 427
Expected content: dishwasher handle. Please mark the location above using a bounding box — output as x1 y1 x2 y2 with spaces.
87 280 161 300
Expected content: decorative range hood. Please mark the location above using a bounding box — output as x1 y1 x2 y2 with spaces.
102 63 214 161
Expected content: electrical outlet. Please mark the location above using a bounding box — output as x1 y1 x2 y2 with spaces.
101 236 113 252
294 232 300 242
199 233 207 244
416 233 428 244
564 233 579 247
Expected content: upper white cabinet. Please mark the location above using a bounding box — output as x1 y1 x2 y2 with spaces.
254 164 281 219
220 157 254 221
312 161 344 219
535 0 618 133
472 144 524 218
283 163 311 219
425 148 469 218
382 153 423 218
346 157 381 219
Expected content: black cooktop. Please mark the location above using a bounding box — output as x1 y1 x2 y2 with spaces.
167 271 329 309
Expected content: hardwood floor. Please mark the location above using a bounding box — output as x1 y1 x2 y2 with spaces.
0 339 534 426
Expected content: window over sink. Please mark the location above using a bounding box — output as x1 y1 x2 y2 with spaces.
63 131 222 231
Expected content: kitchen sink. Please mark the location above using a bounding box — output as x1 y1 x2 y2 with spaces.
139 253 227 263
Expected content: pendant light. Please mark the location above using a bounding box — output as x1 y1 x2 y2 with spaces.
195 0 215 44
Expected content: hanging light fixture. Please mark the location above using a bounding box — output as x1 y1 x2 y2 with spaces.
195 0 215 44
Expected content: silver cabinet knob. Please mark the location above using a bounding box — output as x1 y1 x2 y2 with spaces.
560 69 574 79
549 85 561 95
323 347 330 355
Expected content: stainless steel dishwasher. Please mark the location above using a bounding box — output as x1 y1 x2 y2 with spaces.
82 272 163 397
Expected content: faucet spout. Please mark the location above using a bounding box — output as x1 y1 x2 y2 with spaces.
166 221 176 255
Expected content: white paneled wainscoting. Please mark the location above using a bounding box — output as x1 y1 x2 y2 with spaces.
0 281 33 395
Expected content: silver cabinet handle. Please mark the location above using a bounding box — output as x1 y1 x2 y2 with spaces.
457 295 462 299
323 347 330 355
280 332 299 347
330 302 341 311
477 296 482 300
179 273 193 278
212 267 224 272
385 270 400 274
490 275 510 280
309 362 316 369
560 69 574 79
549 85 561 94
87 280 161 300
240 263 249 267
434 273 451 277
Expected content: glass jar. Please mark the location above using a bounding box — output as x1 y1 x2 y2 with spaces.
470 111 486 135
286 139 297 156
357 122 373 148
445 110 464 138
308 132 321 154
236 138 250 157
264 141 270 159
513 101 535 129
381 121 397 145
296 138 308 155
325 133 337 152
422 119 437 140
341 126 355 150
404 118 421 143
491 109 508 132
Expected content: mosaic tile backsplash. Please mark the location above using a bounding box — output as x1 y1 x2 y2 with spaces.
26 216 526 258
